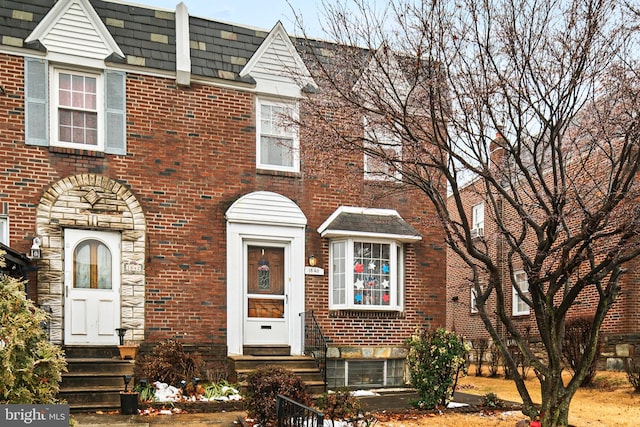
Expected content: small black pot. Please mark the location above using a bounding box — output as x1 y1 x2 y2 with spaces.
120 392 139 415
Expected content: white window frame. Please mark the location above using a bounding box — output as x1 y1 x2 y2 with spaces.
472 202 485 234
512 270 531 316
329 237 404 311
0 216 8 245
364 117 402 181
256 97 299 172
50 67 104 151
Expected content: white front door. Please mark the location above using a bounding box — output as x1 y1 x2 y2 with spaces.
64 229 121 345
244 243 289 345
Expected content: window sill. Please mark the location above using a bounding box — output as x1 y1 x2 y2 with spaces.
49 146 105 158
329 310 405 319
256 168 300 178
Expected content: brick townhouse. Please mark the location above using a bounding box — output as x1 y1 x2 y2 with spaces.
0 0 447 392
446 138 640 369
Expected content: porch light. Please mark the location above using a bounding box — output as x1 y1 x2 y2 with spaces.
308 254 317 267
116 328 127 345
123 374 132 392
29 237 41 260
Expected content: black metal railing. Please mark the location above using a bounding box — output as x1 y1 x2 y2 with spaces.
300 310 328 391
276 394 324 427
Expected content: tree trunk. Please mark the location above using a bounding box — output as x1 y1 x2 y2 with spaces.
540 382 572 427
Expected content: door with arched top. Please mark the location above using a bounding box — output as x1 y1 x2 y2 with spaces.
64 229 121 345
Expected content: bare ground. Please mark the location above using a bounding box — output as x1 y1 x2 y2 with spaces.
374 370 640 427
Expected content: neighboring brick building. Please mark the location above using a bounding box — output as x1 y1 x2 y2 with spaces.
446 140 640 369
0 0 446 388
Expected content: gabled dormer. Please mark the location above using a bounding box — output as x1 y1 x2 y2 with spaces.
23 0 126 155
240 21 316 98
241 22 317 174
25 0 124 66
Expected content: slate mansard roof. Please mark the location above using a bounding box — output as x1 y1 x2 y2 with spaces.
0 0 275 84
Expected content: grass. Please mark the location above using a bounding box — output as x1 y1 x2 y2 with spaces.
375 368 640 426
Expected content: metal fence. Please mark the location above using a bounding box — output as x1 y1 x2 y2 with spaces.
276 394 324 427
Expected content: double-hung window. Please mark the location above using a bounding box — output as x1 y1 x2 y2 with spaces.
470 287 479 313
330 239 404 311
257 98 299 172
364 118 402 181
52 69 101 149
24 58 126 154
512 270 530 316
472 202 484 235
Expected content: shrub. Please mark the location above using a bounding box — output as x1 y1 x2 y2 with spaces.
134 339 205 386
406 328 469 409
0 252 67 403
471 338 489 376
624 357 640 392
481 392 504 408
316 389 361 423
487 343 501 377
562 315 599 387
245 366 310 426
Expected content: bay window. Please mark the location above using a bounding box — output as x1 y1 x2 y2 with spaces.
330 238 404 311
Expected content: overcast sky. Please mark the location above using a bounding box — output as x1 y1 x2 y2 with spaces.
130 0 327 36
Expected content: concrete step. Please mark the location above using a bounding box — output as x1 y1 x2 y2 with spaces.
59 346 135 413
243 345 291 356
63 345 120 359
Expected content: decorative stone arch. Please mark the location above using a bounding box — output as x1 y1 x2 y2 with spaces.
35 174 146 344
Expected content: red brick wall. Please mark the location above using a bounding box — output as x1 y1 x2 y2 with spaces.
0 52 446 351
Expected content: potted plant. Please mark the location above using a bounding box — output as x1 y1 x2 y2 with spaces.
120 375 139 415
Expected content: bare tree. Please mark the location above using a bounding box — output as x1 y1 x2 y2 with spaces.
293 0 640 425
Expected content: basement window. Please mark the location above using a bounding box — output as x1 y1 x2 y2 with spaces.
327 359 405 389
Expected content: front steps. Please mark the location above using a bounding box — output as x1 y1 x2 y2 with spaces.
230 346 326 395
59 346 134 413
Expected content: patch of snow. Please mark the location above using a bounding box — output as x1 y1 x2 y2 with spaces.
446 402 469 408
350 390 380 397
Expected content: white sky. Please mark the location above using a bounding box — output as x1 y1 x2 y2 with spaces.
129 0 327 37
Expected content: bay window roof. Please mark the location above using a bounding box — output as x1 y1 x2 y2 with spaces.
318 206 421 243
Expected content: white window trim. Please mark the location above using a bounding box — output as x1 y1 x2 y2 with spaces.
329 237 404 311
363 117 402 181
0 216 8 246
50 66 104 151
512 270 530 316
256 97 300 173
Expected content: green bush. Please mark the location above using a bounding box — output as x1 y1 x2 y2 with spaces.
406 328 469 409
481 392 504 408
0 252 67 403
134 339 204 386
244 366 310 426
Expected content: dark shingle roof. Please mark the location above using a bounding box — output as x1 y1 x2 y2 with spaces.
321 211 421 241
0 0 271 82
